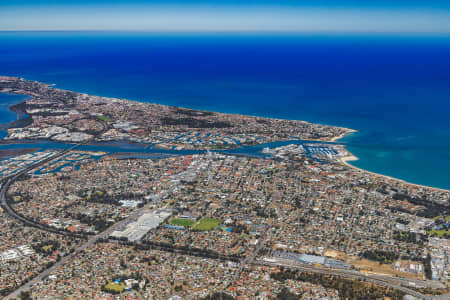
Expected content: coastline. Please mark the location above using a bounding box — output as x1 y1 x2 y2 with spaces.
334 132 450 194
340 155 450 194
0 76 353 146
1 76 449 194
329 128 357 142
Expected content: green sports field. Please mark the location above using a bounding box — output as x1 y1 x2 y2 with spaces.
192 218 221 231
104 282 126 293
170 218 196 227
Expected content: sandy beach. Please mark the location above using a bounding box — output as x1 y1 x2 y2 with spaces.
339 154 450 194
329 128 358 142
334 129 450 194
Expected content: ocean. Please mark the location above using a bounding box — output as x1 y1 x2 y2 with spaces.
1 31 450 189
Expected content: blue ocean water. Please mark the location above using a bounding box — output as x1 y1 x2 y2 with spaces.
0 32 450 189
0 94 27 122
0 93 28 138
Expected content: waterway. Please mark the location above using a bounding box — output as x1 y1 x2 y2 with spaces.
1 32 450 189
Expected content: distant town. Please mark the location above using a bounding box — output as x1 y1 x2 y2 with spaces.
0 76 351 149
0 76 448 300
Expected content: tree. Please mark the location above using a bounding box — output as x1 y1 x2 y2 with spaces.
276 287 301 300
19 291 31 300
424 253 432 280
201 292 235 300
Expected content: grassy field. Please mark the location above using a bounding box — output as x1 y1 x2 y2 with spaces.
170 218 196 227
104 282 126 293
192 218 221 231
429 215 449 237
432 215 450 221
429 229 450 237
97 115 113 122
42 245 53 252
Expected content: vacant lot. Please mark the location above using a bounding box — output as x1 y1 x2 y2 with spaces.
351 258 423 280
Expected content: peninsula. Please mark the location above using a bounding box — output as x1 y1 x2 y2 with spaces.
0 76 352 149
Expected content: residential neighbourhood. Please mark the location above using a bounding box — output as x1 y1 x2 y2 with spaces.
0 76 448 299
1 148 448 299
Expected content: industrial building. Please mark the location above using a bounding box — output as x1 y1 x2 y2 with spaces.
111 209 172 242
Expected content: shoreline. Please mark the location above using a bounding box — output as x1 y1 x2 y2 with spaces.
329 128 358 142
1 76 449 194
340 156 450 194
337 148 450 194
1 75 356 140
331 129 450 194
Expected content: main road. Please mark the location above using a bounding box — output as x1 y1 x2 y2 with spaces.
257 258 449 300
0 117 109 236
0 144 85 236
0 144 447 300
4 192 155 299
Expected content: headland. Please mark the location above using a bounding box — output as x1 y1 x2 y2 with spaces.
0 76 352 149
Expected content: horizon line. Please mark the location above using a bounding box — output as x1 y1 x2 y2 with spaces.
1 29 450 36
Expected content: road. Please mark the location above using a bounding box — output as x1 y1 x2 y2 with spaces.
3 150 178 299
232 225 268 282
257 258 449 300
4 199 154 299
0 118 109 237
1 146 448 300
0 144 85 235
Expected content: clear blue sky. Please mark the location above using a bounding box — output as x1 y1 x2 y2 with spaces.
1 0 450 33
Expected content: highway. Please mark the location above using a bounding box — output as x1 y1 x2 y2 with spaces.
4 194 155 299
0 146 448 300
256 258 449 300
0 118 109 237
0 144 85 236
